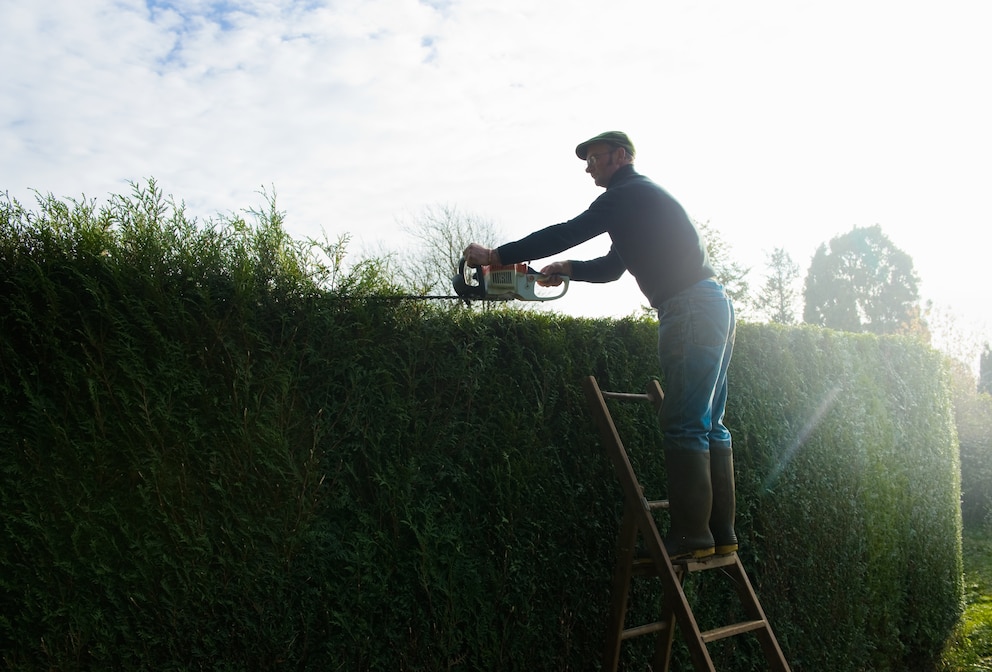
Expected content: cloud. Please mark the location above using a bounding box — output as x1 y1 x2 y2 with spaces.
1 0 990 344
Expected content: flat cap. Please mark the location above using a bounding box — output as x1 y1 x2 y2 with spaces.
575 131 636 160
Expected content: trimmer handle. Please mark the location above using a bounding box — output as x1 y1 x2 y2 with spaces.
520 271 569 301
452 257 486 300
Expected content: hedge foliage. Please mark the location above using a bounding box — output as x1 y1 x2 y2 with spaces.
950 362 992 532
0 184 963 670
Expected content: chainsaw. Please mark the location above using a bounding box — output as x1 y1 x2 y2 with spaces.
452 258 569 302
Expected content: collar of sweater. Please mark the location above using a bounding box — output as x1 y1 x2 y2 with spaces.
606 163 637 189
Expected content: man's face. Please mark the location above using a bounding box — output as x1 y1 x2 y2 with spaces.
584 143 621 187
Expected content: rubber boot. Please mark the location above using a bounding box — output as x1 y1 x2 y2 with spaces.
709 446 738 555
664 449 715 561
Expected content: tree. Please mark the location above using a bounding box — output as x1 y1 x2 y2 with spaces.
394 203 502 295
695 219 752 313
803 224 921 335
754 247 800 325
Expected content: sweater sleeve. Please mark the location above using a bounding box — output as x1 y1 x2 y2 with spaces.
569 246 627 283
495 204 612 267
495 222 592 267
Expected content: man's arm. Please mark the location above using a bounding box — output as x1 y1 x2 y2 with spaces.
569 246 626 283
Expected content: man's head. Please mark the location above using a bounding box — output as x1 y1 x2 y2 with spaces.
575 131 635 188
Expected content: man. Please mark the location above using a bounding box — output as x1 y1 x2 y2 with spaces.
462 131 737 561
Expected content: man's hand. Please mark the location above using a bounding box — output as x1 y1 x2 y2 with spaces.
462 243 499 267
538 261 572 286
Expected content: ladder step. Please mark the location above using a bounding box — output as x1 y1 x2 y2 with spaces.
621 620 671 640
701 619 769 643
601 391 651 402
681 552 738 572
631 557 659 577
631 552 738 577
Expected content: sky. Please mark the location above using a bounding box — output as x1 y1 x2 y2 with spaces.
2 0 991 367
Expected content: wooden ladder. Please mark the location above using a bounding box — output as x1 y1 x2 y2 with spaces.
583 375 791 672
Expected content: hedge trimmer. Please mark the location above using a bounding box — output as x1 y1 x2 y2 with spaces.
367 259 569 303
450 258 569 303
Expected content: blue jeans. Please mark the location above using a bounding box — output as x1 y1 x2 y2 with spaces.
656 278 736 453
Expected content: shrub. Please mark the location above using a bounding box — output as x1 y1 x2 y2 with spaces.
0 184 963 670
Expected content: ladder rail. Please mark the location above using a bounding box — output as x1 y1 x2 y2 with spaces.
585 376 717 672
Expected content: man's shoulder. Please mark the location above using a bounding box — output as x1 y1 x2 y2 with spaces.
612 170 668 196
611 166 656 186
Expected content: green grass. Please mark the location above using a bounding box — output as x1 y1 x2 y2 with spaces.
941 528 992 671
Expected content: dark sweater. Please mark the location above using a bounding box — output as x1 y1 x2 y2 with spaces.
495 164 715 308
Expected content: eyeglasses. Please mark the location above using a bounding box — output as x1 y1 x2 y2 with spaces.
586 148 617 165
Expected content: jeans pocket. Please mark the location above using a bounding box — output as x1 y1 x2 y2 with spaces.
689 297 731 348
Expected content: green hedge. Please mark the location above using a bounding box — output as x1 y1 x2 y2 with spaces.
950 362 992 532
0 187 963 670
727 325 963 671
